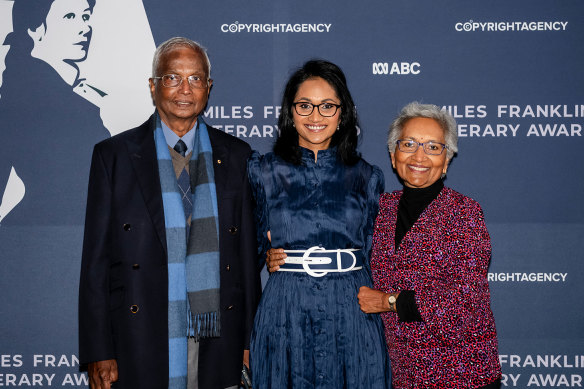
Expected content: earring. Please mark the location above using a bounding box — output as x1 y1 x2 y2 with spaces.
336 125 339 131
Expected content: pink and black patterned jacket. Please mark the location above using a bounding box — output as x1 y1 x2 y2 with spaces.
371 187 502 389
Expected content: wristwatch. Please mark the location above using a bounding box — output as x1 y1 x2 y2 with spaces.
388 294 397 312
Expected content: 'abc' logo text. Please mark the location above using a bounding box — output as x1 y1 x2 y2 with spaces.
372 62 421 75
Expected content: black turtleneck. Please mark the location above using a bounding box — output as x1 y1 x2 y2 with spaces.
395 178 444 248
393 178 444 323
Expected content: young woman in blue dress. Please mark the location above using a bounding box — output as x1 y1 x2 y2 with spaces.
248 60 391 388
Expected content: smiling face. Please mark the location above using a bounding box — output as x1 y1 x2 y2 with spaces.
391 117 450 188
149 46 212 136
41 0 93 62
292 77 341 154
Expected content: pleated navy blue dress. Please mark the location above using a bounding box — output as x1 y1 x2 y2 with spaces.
248 147 391 389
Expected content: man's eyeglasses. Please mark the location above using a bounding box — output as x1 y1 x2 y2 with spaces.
396 139 447 155
293 102 341 117
152 74 210 89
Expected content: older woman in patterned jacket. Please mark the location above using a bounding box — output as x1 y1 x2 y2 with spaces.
358 102 502 389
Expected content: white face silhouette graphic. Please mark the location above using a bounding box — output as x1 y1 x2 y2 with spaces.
36 0 93 63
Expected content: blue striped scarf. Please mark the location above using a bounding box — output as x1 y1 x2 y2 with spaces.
154 113 220 388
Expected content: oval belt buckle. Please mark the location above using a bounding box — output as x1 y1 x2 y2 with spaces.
302 246 329 277
336 249 357 272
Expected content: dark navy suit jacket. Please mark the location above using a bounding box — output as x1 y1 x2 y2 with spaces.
79 114 261 388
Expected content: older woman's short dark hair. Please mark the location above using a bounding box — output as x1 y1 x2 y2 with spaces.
151 37 211 79
388 102 458 160
274 59 359 165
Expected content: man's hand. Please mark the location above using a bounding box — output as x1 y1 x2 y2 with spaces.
243 349 250 369
266 248 286 272
88 359 118 389
241 350 252 388
265 230 286 273
357 286 391 313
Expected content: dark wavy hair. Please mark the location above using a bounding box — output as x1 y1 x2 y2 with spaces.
7 0 96 50
274 60 360 165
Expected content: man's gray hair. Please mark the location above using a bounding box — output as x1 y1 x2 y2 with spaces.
151 37 211 79
387 102 458 160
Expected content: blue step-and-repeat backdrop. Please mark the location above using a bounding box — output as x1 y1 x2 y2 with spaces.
0 0 583 387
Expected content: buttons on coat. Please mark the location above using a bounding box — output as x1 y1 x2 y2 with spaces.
123 223 131 231
228 226 238 235
225 264 230 271
226 305 234 310
132 264 140 270
130 305 139 313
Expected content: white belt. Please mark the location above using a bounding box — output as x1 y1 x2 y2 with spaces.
278 246 362 278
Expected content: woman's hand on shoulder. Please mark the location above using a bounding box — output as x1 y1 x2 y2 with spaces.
358 286 391 313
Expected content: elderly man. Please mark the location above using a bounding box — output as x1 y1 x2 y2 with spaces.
78 37 261 389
